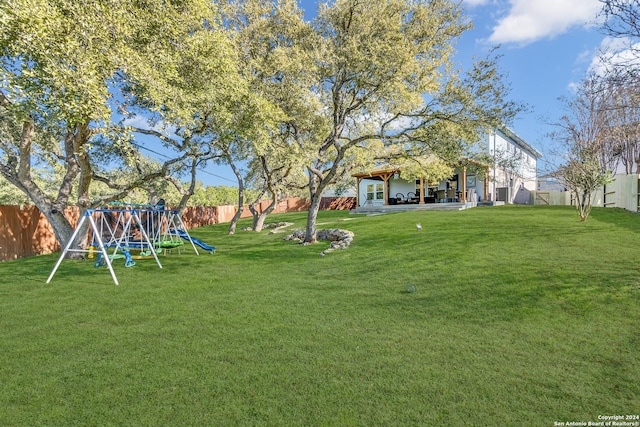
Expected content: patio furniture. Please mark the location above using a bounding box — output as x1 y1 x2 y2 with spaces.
395 193 405 204
447 189 457 202
407 192 418 203
436 190 446 202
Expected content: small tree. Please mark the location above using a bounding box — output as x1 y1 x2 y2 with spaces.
598 79 640 173
552 74 613 220
561 150 612 221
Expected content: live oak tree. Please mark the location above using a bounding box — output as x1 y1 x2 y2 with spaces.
0 0 236 252
211 92 282 235
222 0 519 244
297 0 519 243
219 0 319 233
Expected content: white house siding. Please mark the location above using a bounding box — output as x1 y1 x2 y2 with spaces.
358 179 385 206
485 130 540 203
390 179 417 199
358 177 417 206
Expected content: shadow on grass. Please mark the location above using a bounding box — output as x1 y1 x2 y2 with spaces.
589 207 640 235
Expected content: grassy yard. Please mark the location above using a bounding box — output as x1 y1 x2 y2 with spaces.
0 205 639 426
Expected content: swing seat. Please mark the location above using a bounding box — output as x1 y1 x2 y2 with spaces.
155 240 184 249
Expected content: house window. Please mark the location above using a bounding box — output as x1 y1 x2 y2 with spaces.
366 183 384 201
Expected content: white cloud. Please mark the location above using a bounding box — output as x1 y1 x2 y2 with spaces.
566 37 640 92
488 0 601 46
588 36 640 76
122 114 150 130
123 114 178 138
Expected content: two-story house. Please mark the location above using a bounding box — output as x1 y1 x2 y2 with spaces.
352 128 541 207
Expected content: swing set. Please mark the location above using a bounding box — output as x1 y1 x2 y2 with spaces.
47 202 207 285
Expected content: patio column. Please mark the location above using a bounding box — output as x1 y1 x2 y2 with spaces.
356 177 361 206
461 166 467 203
382 174 391 206
419 177 425 204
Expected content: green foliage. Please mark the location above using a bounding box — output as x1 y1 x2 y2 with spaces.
561 152 613 221
0 0 247 249
395 155 455 183
1 0 522 248
189 185 263 207
0 206 638 424
0 174 28 204
215 0 318 226
0 0 117 124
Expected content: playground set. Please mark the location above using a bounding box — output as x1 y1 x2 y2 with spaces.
46 201 215 285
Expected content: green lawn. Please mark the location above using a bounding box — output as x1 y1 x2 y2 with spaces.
1 206 639 426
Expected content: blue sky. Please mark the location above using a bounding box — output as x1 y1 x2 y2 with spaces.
199 0 605 186
453 0 604 173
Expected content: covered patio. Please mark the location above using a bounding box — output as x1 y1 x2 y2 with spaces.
350 199 502 214
352 161 490 208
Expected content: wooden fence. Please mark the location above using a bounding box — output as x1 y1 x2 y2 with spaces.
0 197 355 262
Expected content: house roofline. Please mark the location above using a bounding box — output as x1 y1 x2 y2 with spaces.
496 128 542 159
351 167 400 179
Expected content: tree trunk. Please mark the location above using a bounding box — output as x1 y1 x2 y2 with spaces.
1 119 86 257
253 193 277 232
175 159 198 216
304 192 322 244
29 190 87 258
227 156 245 235
253 209 268 232
43 204 79 253
576 189 592 222
303 160 334 243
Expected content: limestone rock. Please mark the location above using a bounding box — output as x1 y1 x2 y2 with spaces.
284 228 354 256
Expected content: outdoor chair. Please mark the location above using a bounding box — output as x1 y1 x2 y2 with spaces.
395 193 405 204
436 190 446 202
407 192 416 203
447 189 457 202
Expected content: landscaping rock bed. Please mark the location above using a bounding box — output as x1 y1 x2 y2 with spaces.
284 228 354 256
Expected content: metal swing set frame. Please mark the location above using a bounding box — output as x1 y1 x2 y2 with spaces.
46 204 200 285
